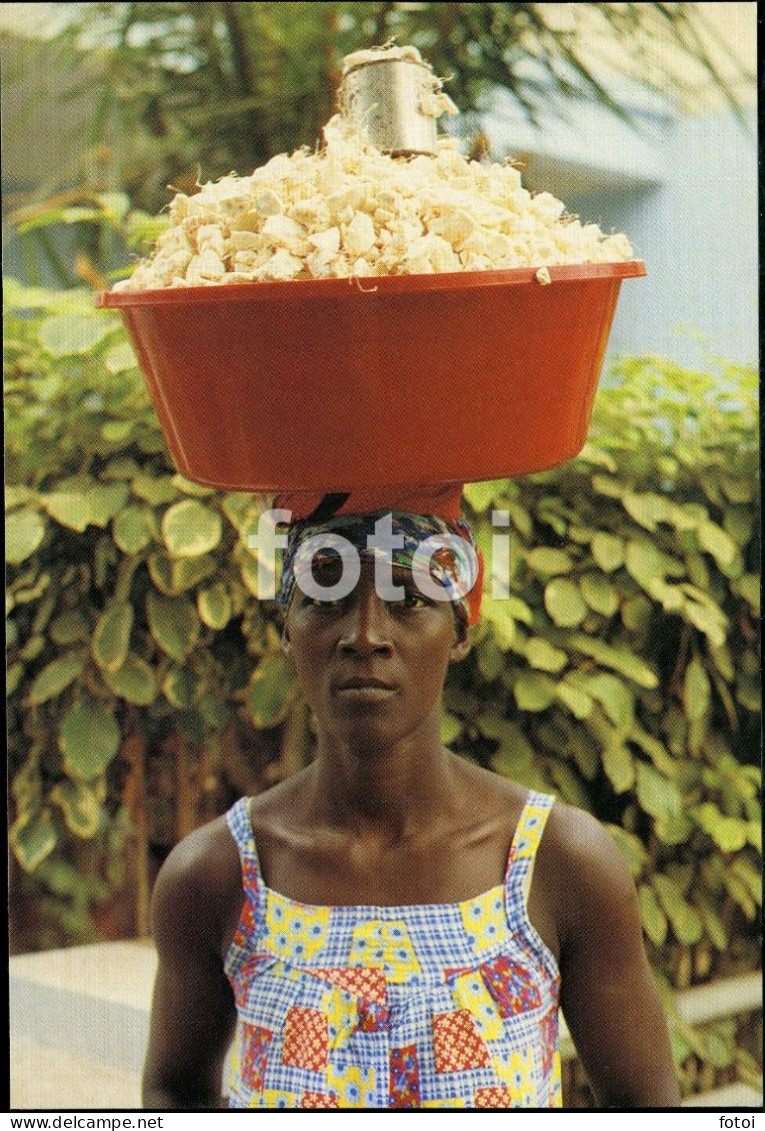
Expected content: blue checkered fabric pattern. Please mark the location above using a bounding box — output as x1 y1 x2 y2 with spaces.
223 792 561 1109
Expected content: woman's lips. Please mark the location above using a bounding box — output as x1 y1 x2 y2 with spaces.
334 677 398 698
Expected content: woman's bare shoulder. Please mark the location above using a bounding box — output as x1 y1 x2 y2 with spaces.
151 814 243 956
537 800 640 941
543 800 631 877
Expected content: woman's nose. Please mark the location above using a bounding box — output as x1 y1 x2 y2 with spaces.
338 587 392 654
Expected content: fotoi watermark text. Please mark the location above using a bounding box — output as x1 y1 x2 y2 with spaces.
247 509 517 603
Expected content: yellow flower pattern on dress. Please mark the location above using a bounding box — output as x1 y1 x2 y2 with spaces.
326 1064 376 1108
263 889 330 962
451 970 504 1040
459 886 506 953
224 791 562 1109
319 984 358 1050
492 1045 538 1105
348 919 421 983
256 1090 294 1109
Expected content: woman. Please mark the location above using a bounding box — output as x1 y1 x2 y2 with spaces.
142 492 680 1109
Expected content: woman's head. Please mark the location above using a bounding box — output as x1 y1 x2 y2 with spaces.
278 503 482 748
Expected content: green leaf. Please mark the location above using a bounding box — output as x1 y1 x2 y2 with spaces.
590 532 624 572
89 483 131 527
10 808 57 872
104 341 139 374
622 491 669 531
6 507 46 564
5 485 37 510
724 506 754 547
39 313 118 356
41 491 91 532
698 519 737 570
579 572 619 617
651 875 703 945
621 594 653 630
606 824 648 878
101 420 134 443
163 666 198 709
587 673 634 733
132 474 180 506
545 577 587 627
248 652 294 727
49 611 89 645
103 654 157 705
147 592 200 661
648 581 684 614
591 475 625 500
514 672 556 711
721 477 754 503
162 499 223 558
477 635 504 681
113 505 155 554
569 635 658 689
50 780 103 838
485 718 536 778
7 662 23 697
171 474 216 497
528 548 573 576
683 657 710 721
171 555 217 592
525 637 567 673
695 895 728 950
683 601 727 647
92 602 133 673
635 762 684 823
198 692 230 729
197 583 233 629
28 653 84 704
463 481 500 513
59 699 120 780
480 595 517 649
625 538 664 590
702 1026 736 1070
555 680 593 720
735 672 760 712
638 885 668 946
547 759 590 808
629 727 676 778
440 711 462 745
602 742 634 793
102 456 142 481
736 574 760 614
691 802 748 852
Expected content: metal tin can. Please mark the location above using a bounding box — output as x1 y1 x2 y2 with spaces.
338 58 438 155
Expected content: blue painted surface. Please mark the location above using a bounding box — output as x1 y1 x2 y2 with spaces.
474 80 758 369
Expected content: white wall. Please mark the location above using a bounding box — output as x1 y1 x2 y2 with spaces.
477 81 759 370
567 108 759 368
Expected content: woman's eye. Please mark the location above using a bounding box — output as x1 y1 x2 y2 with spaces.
300 594 344 609
393 589 430 609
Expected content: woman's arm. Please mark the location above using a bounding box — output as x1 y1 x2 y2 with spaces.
552 807 681 1108
142 825 239 1109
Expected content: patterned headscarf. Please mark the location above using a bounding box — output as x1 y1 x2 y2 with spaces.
277 509 483 625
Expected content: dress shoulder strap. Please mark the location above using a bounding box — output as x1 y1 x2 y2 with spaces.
226 796 265 901
504 790 556 907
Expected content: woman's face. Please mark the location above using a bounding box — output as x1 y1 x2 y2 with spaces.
283 560 470 748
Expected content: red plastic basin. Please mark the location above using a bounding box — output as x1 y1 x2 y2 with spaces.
96 260 645 491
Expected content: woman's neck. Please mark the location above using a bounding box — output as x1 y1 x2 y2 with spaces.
307 716 454 844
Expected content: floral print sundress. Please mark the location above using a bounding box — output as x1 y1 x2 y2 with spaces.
224 789 562 1109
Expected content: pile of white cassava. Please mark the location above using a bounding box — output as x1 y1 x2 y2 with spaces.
114 49 634 292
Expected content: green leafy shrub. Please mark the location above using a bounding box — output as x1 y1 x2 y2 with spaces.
4 281 759 1095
